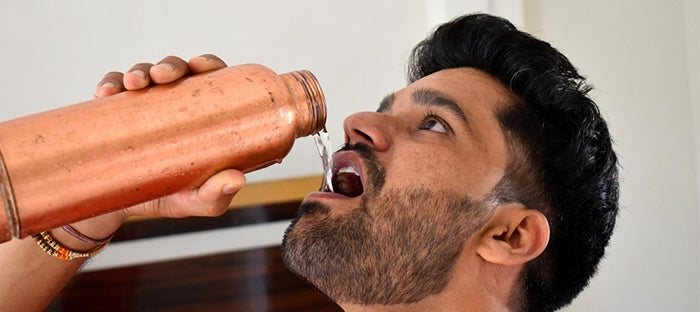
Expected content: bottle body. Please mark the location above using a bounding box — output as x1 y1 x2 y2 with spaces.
0 64 326 242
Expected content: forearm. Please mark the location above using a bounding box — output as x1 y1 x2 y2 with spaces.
0 236 85 311
0 212 126 311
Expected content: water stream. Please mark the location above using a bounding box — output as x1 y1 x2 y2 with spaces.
313 130 334 193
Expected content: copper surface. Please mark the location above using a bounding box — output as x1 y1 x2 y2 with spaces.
0 64 326 242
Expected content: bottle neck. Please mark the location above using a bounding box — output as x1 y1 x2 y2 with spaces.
280 70 327 137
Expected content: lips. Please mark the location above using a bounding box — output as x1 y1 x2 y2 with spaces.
325 151 365 198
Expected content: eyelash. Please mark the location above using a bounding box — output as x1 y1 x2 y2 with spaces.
419 111 452 134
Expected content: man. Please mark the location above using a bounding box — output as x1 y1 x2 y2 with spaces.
282 14 618 311
0 13 618 311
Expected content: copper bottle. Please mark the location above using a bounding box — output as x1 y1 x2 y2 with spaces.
0 64 326 242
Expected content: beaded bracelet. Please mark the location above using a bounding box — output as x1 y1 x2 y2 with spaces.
32 231 108 260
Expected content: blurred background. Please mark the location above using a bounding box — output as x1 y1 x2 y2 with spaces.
1 0 698 310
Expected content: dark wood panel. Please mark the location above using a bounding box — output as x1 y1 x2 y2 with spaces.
113 202 301 242
47 200 341 311
48 246 341 312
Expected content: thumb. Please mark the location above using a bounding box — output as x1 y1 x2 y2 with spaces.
191 169 246 216
199 169 246 201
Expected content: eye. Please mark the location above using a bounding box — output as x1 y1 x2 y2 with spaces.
419 114 450 134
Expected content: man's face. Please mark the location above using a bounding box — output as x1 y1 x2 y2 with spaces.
281 68 513 305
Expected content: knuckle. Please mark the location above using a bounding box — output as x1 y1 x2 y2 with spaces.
203 202 227 217
98 71 125 89
104 71 124 79
160 55 186 65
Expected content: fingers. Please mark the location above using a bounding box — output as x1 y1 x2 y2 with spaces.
149 55 190 84
95 72 125 98
96 54 225 97
188 54 227 74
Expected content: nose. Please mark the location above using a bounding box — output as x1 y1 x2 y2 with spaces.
342 111 391 151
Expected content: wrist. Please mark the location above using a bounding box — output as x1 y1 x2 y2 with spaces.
50 211 127 252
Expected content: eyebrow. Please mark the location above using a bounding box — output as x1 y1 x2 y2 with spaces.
377 93 395 113
377 88 468 125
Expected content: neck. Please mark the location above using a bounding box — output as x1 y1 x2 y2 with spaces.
340 294 510 312
339 247 521 312
339 290 513 312
338 275 514 312
340 298 457 312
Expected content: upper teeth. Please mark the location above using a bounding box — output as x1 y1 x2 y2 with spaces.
338 166 359 176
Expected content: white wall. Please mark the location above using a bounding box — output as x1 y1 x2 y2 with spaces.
685 7 700 304
524 1 700 311
0 0 522 184
1 1 698 311
0 0 431 183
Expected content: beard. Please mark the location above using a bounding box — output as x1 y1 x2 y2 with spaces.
281 144 492 305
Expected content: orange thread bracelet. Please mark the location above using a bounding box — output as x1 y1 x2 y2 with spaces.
32 231 108 260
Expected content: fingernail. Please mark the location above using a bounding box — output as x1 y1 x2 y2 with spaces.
155 63 175 72
192 55 210 62
95 82 116 97
222 184 239 194
128 69 146 78
99 82 116 90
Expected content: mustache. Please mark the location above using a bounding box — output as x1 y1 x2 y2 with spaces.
335 142 375 160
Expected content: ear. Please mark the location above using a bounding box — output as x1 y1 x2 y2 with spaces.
475 204 550 266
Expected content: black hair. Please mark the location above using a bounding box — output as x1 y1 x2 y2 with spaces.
407 13 619 311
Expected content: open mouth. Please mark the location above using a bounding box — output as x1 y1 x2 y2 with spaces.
325 152 365 198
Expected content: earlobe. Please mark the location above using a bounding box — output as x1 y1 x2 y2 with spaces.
475 204 550 266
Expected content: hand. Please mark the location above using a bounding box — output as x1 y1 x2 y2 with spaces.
0 55 244 312
80 55 246 237
95 54 230 97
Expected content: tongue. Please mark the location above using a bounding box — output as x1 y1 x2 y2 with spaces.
332 172 363 197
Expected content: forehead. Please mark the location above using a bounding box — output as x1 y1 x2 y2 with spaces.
402 67 514 112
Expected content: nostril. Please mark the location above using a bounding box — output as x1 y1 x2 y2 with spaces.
343 112 390 151
354 129 374 144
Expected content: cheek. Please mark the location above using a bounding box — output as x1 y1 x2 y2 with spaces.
382 146 464 191
382 144 502 199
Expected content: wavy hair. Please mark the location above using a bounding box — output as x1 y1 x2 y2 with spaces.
408 14 619 311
